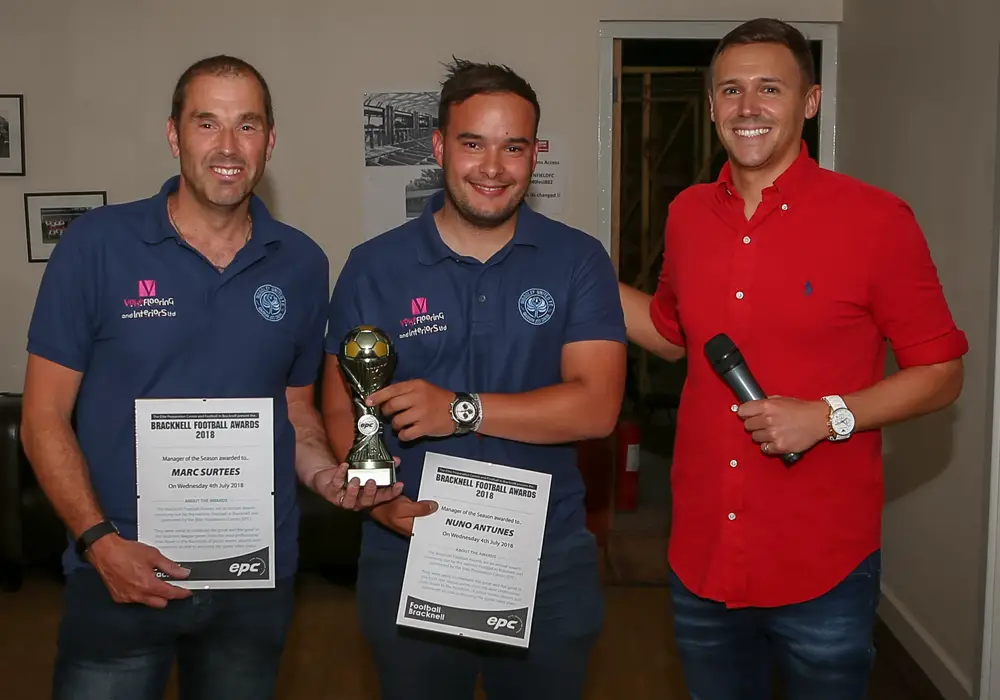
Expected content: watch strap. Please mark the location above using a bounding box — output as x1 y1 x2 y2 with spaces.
75 519 118 558
822 395 851 441
822 395 847 412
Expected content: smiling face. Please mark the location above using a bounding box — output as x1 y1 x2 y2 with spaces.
709 41 820 177
432 91 537 229
166 72 275 209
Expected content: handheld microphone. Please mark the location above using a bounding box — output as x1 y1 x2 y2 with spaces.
704 333 803 467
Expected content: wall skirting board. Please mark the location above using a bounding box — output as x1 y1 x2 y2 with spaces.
878 583 973 700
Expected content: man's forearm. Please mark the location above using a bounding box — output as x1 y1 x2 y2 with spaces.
324 409 355 465
288 401 339 492
21 416 105 539
478 381 619 445
619 283 685 361
843 359 964 433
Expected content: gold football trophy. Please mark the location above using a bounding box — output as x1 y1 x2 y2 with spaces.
338 325 397 486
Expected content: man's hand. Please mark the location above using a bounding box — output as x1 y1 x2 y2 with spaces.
737 397 830 456
311 460 404 509
366 380 455 441
86 534 192 609
369 495 439 538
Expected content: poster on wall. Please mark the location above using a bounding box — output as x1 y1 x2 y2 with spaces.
525 135 567 218
361 90 567 240
362 91 442 240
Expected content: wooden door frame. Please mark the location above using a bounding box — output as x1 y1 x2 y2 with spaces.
979 41 1000 700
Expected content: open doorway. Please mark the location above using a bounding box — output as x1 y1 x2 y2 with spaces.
599 26 832 586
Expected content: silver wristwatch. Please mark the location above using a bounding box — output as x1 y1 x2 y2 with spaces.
450 392 483 435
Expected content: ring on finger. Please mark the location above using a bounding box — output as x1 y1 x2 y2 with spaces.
761 442 770 454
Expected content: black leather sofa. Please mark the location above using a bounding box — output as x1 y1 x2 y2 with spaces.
0 389 363 593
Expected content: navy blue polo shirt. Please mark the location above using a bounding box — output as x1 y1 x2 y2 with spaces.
326 191 626 555
26 176 329 579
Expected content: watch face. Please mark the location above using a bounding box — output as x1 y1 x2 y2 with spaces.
453 399 478 424
831 408 855 435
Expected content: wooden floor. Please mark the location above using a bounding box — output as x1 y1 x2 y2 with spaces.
0 431 933 698
0 555 932 699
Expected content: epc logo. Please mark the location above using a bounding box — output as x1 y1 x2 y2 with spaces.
486 614 522 635
229 556 267 578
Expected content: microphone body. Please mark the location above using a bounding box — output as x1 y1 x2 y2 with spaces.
704 333 803 467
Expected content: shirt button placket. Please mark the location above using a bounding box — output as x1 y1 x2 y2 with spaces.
723 397 747 601
470 267 495 409
730 217 756 342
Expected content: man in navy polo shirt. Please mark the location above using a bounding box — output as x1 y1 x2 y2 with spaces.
21 55 396 700
322 59 627 700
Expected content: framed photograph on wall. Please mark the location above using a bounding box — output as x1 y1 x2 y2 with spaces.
24 191 107 262
0 94 25 176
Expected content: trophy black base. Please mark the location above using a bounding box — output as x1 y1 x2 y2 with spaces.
347 461 396 487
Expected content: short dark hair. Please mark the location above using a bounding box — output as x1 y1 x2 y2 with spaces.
710 18 816 89
170 55 274 130
438 57 540 134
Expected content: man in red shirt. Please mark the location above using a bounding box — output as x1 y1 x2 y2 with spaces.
620 17 968 699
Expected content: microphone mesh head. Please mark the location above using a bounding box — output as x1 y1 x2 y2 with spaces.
704 333 741 375
704 333 735 362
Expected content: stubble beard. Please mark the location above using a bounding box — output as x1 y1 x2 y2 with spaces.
442 173 526 230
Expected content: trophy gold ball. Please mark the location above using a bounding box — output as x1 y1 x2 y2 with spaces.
338 325 398 487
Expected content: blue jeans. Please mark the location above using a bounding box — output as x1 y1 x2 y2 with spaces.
668 550 882 700
356 529 604 700
51 568 296 700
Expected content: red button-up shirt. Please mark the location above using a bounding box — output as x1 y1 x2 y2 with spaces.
651 144 968 608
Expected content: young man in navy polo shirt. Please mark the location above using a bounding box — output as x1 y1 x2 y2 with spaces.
621 18 968 699
323 59 627 699
21 55 396 700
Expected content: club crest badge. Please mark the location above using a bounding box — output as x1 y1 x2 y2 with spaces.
518 288 555 326
254 284 286 322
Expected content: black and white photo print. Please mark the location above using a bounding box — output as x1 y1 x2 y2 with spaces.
0 95 25 176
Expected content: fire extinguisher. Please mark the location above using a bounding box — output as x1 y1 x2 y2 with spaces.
615 419 641 511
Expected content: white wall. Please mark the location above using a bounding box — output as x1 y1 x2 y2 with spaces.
0 0 843 391
838 2 1000 698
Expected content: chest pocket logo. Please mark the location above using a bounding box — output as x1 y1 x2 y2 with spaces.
518 288 555 326
254 284 287 322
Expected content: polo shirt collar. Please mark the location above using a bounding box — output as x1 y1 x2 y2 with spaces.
142 175 282 246
416 189 541 265
715 139 819 202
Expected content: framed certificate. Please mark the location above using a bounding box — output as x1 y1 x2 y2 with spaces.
396 452 552 648
134 397 275 590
